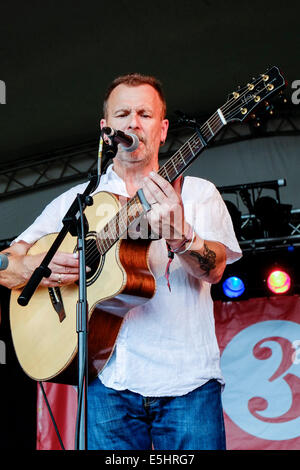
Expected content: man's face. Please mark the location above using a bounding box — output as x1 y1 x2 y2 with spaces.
101 84 169 168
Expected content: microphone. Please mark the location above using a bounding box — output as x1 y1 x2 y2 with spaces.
0 253 9 271
102 127 139 152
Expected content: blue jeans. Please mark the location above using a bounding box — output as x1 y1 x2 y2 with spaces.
87 379 226 450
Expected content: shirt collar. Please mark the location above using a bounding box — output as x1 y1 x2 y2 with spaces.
95 163 129 197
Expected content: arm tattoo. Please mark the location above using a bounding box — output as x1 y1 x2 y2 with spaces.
190 243 216 276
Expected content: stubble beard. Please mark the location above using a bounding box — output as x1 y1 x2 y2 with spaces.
117 139 158 170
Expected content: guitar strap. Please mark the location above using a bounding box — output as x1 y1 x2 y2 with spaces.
172 174 184 195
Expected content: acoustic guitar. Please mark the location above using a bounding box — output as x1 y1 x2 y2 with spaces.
10 67 285 384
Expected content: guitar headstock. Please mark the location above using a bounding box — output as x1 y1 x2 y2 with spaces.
222 66 286 123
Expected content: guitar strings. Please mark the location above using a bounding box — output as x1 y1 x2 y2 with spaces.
60 74 273 271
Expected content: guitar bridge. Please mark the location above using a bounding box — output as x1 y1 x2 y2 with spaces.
48 287 66 322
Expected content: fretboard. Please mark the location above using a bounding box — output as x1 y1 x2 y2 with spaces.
158 109 225 183
97 108 226 254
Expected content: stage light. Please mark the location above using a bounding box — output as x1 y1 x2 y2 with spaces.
222 276 245 298
267 269 291 294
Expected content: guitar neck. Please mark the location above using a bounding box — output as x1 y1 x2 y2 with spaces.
158 108 226 183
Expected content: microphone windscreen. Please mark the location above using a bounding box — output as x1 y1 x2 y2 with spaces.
0 254 9 271
121 133 139 152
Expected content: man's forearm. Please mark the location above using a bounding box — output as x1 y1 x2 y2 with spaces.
0 251 28 289
174 236 226 283
0 241 35 290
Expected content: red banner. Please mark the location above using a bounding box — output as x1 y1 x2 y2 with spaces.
37 295 300 450
214 294 300 450
36 383 77 450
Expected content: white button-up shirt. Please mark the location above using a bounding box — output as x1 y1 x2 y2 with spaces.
14 164 242 396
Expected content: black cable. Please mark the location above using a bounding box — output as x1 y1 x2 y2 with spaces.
38 381 65 450
74 352 86 449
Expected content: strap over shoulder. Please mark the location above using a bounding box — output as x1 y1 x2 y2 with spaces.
172 174 184 194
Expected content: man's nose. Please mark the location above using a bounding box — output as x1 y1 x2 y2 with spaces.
127 112 141 130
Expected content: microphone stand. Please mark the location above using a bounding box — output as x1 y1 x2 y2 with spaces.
73 191 91 450
17 138 116 450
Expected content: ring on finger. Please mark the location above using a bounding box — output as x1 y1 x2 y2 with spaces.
58 273 62 285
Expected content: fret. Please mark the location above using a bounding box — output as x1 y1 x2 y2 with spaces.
97 236 107 255
206 120 214 138
127 200 143 225
189 134 203 155
203 112 223 141
97 223 110 254
106 222 116 240
117 206 126 228
159 164 171 182
118 207 129 236
171 158 178 175
105 222 116 245
187 140 195 157
102 222 112 240
178 148 186 165
174 152 186 173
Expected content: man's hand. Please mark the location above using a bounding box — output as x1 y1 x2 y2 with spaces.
23 251 80 287
141 171 190 244
141 171 226 284
0 241 81 289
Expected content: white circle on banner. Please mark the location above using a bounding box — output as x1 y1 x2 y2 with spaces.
221 320 300 440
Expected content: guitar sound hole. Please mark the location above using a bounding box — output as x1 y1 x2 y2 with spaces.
74 232 105 286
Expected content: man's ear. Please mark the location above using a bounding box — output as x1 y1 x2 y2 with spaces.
100 118 106 130
161 118 169 145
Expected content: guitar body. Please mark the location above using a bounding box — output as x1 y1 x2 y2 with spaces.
10 191 155 384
